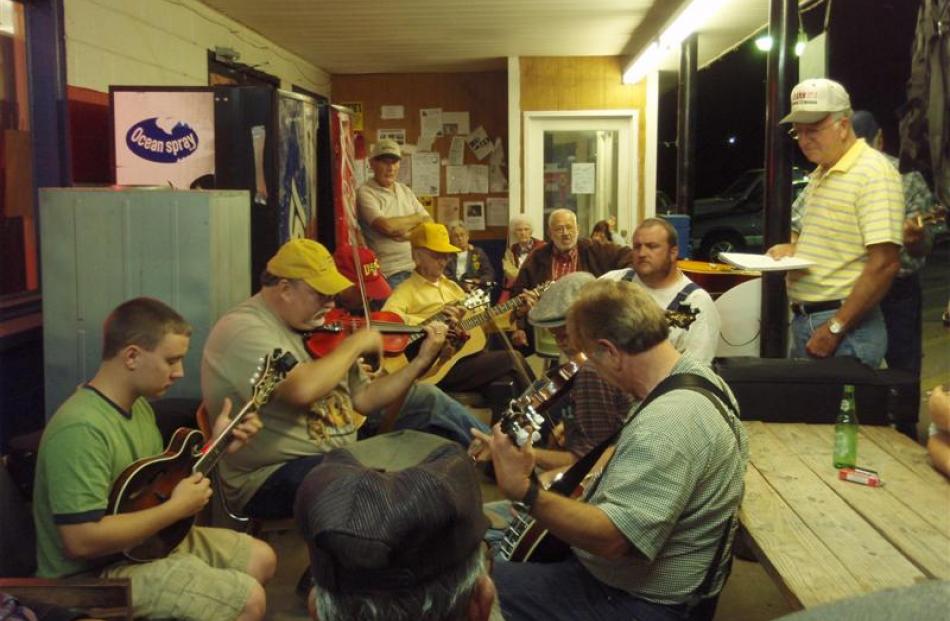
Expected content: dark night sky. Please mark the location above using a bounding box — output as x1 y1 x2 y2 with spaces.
656 0 920 200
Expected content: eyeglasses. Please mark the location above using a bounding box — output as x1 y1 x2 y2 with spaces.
788 117 841 141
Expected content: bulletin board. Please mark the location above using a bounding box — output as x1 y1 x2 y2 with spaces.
331 71 509 241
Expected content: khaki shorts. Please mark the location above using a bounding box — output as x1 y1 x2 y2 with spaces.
101 526 257 621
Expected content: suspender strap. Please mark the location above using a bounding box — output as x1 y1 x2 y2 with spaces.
667 282 699 312
548 372 735 496
548 372 742 605
616 271 699 313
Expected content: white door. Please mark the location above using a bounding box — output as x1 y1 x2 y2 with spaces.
524 110 639 243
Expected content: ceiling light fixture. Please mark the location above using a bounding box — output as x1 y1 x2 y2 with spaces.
622 0 729 84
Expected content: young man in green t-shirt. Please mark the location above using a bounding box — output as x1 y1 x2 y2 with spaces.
33 298 276 621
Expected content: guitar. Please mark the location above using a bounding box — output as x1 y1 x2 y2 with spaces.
383 282 552 383
107 348 298 562
497 307 699 563
378 287 488 376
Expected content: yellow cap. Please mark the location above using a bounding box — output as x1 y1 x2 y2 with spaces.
266 238 353 296
409 222 461 254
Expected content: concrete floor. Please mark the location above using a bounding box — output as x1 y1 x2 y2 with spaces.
258 241 948 620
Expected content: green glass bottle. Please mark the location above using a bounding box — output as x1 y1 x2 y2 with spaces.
833 384 859 469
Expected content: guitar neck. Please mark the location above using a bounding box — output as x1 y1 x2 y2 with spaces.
193 398 257 474
459 295 524 331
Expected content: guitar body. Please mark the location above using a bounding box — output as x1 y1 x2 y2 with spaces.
107 428 204 562
380 323 489 384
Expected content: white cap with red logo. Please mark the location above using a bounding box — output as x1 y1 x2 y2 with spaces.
780 78 852 124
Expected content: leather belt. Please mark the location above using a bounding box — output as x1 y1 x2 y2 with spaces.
790 300 843 316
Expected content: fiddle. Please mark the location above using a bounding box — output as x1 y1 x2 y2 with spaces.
305 308 424 359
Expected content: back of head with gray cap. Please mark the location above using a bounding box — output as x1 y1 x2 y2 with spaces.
294 443 488 595
528 271 596 328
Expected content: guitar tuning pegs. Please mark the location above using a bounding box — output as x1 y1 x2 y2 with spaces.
530 430 541 445
514 428 530 447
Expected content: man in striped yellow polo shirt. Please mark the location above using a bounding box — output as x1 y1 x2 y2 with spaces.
767 79 903 367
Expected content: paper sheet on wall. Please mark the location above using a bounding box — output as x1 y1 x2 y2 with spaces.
448 136 466 166
469 165 489 194
464 200 486 231
437 197 460 224
490 166 507 192
380 105 404 120
489 138 505 165
377 129 406 144
486 197 509 227
354 158 368 187
418 195 435 217
420 108 443 138
441 111 470 136
416 134 434 152
340 102 364 131
446 165 470 194
467 126 494 160
397 154 412 185
571 162 596 194
411 152 441 196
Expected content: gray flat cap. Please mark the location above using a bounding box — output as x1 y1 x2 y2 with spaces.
528 271 596 328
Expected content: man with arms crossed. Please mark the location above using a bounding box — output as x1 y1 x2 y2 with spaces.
33 298 275 621
767 79 903 367
357 139 432 288
488 280 747 620
602 217 721 365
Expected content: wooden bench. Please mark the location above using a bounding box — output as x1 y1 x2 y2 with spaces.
739 422 949 610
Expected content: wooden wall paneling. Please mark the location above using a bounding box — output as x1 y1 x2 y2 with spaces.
519 57 649 221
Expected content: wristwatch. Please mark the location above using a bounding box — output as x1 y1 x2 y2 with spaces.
514 474 541 513
828 317 845 335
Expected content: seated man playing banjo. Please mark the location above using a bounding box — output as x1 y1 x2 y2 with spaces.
487 279 748 620
32 297 275 621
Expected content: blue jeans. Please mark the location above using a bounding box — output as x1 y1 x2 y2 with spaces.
364 383 489 446
790 306 887 368
243 453 325 519
493 557 689 621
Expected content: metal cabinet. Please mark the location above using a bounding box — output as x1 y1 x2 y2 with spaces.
40 188 250 416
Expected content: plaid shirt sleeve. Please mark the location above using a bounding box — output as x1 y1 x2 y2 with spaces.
564 364 634 457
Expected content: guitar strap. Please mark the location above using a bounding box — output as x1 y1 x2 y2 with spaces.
546 372 742 607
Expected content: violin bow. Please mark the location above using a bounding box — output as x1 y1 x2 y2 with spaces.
348 227 373 327
483 289 537 388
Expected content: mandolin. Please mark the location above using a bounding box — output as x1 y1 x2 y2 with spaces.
107 348 297 562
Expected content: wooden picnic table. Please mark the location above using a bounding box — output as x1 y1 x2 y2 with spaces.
739 421 950 611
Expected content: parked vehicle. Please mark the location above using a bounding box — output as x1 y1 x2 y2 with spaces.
689 168 809 260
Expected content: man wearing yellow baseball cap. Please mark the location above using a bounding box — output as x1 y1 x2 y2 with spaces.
383 223 530 399
201 237 455 520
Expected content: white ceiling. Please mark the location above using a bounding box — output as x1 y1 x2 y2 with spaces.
200 0 775 75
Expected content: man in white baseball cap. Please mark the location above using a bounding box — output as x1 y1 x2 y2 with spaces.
767 78 903 367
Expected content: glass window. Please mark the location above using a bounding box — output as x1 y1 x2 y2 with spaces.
542 130 619 240
0 0 37 297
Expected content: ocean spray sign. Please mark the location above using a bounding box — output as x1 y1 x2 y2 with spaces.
125 118 199 163
113 90 215 188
